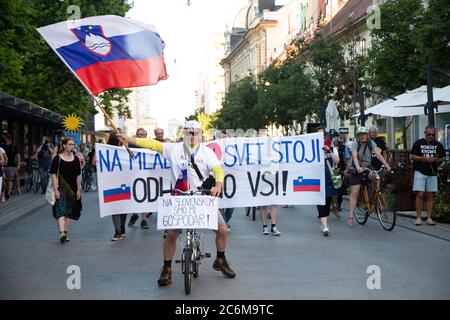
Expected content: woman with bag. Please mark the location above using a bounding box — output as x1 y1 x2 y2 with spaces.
49 137 82 243
316 127 340 236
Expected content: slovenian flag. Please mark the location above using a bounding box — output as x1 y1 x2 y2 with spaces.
174 168 189 193
293 177 321 192
103 184 131 203
37 15 167 95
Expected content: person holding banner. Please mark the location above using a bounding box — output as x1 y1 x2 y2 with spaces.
128 128 151 229
49 138 82 243
316 127 340 236
118 120 236 287
107 132 129 241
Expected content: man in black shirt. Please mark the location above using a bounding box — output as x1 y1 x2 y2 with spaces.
410 125 445 226
369 126 388 171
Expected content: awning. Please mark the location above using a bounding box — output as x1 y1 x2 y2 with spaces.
0 91 63 128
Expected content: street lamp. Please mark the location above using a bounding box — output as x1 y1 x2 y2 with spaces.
425 64 450 125
358 87 396 127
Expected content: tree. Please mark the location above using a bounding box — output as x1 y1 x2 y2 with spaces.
292 30 348 120
361 0 450 148
212 77 266 132
257 59 315 135
0 0 133 121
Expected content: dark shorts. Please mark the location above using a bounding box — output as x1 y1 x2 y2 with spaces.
350 172 365 186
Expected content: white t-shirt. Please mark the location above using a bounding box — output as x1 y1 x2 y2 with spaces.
163 142 220 191
0 147 5 154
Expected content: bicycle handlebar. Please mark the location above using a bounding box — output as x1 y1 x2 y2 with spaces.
363 165 386 174
161 188 211 196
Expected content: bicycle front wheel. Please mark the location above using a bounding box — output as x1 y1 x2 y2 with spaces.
376 193 397 231
354 192 369 225
183 247 193 295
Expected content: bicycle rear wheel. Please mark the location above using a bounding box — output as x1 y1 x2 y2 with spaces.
82 172 91 192
25 175 32 192
33 171 41 193
376 192 397 231
183 247 193 295
354 189 369 225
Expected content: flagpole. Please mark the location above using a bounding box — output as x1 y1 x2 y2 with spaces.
87 93 135 160
36 28 135 160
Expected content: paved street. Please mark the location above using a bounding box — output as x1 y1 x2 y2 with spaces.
0 191 449 300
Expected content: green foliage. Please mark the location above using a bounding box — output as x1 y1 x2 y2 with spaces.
292 31 350 118
361 0 450 96
257 59 315 135
0 0 133 121
212 77 265 131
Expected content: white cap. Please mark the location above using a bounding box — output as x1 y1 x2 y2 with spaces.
183 120 201 130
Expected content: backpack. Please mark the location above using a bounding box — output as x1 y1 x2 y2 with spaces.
350 141 373 172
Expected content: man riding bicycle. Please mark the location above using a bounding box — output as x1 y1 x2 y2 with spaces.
348 127 391 227
118 120 235 286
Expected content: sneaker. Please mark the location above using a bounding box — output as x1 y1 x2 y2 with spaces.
227 224 231 231
128 213 138 227
111 231 123 241
1 194 5 202
157 266 172 286
426 218 436 225
140 220 149 229
212 257 236 278
59 232 67 243
271 227 281 236
415 218 422 226
64 233 70 242
322 226 330 236
262 226 269 235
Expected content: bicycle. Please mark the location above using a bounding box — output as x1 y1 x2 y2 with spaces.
353 166 397 231
160 188 213 295
81 164 96 192
25 161 41 193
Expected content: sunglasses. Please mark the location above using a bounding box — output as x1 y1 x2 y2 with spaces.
426 133 436 137
185 131 201 136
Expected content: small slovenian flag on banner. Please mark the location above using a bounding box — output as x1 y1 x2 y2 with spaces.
293 176 321 192
37 15 167 95
103 184 131 203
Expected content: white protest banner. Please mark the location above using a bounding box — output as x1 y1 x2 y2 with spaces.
95 143 173 218
96 132 325 217
157 195 218 230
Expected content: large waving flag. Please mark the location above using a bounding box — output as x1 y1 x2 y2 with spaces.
37 15 167 95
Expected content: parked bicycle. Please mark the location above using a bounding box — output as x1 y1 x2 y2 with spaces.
81 164 97 192
25 160 41 193
354 166 397 231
